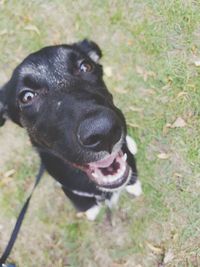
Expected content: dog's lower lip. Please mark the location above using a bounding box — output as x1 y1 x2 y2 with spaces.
97 165 131 190
84 150 130 190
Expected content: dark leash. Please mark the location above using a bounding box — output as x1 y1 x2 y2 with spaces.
0 163 45 267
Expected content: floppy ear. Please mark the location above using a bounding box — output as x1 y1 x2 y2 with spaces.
0 86 7 126
75 39 102 63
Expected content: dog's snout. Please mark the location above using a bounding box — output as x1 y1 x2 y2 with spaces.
77 112 122 153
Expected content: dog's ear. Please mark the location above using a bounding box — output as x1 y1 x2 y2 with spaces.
75 39 102 63
0 86 8 126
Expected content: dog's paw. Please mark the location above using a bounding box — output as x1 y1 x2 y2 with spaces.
105 191 120 209
126 135 137 155
85 205 101 221
126 180 142 197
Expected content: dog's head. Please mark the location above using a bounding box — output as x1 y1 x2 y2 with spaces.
0 39 137 191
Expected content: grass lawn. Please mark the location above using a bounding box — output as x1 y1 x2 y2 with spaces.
0 0 200 266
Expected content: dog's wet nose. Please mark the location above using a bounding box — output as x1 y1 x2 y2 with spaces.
78 112 122 152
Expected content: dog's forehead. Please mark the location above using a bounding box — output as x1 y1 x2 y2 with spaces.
19 62 47 77
18 45 84 78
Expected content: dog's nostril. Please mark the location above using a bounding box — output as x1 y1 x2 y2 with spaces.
81 134 102 147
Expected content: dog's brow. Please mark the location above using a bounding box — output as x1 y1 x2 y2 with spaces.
23 75 41 89
19 65 36 76
20 64 47 77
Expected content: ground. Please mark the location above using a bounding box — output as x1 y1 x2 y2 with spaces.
0 0 200 266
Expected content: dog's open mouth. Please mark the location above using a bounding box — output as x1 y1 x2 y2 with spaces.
84 150 132 191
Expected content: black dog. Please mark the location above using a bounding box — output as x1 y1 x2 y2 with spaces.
0 40 142 220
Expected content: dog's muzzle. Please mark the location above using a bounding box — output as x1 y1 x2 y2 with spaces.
85 149 132 191
79 135 137 192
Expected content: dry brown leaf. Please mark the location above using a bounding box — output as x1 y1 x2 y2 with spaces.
0 0 6 5
171 117 187 128
129 106 144 112
136 65 144 75
24 24 40 35
113 87 128 94
157 153 170 159
136 65 148 81
135 67 156 79
194 59 200 67
146 241 164 255
162 84 171 91
22 15 32 24
147 70 156 78
0 29 8 36
163 123 172 135
76 212 85 219
173 172 182 178
165 123 172 128
163 249 174 264
176 91 188 98
4 169 15 177
0 177 13 186
104 66 113 77
127 122 140 128
145 89 156 95
127 40 133 46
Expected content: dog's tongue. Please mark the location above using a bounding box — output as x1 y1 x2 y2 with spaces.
88 152 117 168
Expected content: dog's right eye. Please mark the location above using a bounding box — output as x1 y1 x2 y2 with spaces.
79 60 93 73
19 90 37 104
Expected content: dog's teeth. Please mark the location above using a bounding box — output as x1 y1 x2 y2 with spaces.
126 135 137 155
103 174 116 183
103 177 109 183
122 153 127 162
92 172 98 178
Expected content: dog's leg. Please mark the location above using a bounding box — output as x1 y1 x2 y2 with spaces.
125 135 142 197
85 204 101 221
105 191 121 209
126 135 137 155
62 187 102 221
62 187 98 211
126 180 142 197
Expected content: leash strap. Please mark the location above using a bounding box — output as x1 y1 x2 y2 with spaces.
0 163 45 266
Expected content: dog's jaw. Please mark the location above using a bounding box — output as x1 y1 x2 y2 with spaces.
85 150 132 192
73 135 140 193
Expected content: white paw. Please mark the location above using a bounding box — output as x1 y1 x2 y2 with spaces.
85 205 101 221
105 191 121 209
126 180 142 197
126 135 137 155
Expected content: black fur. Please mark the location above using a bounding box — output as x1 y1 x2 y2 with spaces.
0 40 137 212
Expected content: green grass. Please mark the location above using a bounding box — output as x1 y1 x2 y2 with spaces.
0 0 200 266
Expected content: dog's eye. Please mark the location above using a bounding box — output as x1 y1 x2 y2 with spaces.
19 91 36 104
79 60 93 72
